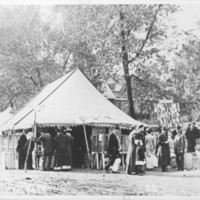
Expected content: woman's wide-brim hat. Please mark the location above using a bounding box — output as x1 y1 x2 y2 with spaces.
64 127 72 132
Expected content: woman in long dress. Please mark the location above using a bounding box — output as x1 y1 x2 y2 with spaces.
126 128 137 174
135 127 145 175
145 128 156 170
126 125 145 175
65 131 74 170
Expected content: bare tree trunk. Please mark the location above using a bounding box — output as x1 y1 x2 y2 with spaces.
120 12 136 119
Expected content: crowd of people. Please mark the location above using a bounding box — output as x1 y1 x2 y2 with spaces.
16 122 200 174
16 127 74 171
105 122 200 175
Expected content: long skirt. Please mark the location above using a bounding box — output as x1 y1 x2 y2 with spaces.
126 143 136 173
18 149 26 169
187 139 195 152
146 148 155 169
158 144 170 167
55 148 67 170
65 147 72 169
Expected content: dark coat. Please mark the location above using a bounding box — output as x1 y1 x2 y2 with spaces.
16 133 27 152
172 130 177 140
54 133 68 167
185 126 196 152
185 127 192 140
135 132 145 161
192 126 200 139
157 133 170 167
65 134 74 166
107 133 120 159
36 133 53 154
16 133 27 169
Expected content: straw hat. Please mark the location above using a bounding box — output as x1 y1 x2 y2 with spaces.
63 127 72 132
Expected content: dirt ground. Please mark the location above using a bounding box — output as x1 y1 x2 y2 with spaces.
0 168 200 196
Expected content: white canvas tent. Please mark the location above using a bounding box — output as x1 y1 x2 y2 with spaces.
1 68 145 131
0 107 13 127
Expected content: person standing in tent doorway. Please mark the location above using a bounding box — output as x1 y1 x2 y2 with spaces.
24 130 35 170
105 128 120 173
54 127 69 171
63 127 74 170
16 130 28 169
36 131 53 171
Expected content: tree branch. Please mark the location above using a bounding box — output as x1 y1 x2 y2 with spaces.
130 73 161 90
36 67 43 88
62 52 72 73
29 76 38 87
130 73 185 102
128 4 162 64
21 65 38 87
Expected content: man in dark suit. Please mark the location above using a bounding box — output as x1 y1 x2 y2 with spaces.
36 131 53 171
16 131 27 169
174 126 186 171
105 130 120 173
54 128 69 171
192 122 200 140
185 124 195 152
64 128 74 170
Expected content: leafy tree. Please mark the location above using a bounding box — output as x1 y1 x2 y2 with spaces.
0 4 180 119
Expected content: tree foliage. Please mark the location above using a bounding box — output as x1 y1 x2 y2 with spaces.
0 4 194 121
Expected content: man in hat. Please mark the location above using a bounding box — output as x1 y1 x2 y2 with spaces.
36 131 53 171
174 126 186 171
54 127 73 171
63 127 74 170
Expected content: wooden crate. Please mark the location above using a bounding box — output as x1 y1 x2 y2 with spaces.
91 128 108 153
1 152 18 170
192 156 200 170
91 134 108 153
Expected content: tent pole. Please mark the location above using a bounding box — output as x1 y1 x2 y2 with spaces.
34 108 37 138
33 109 37 170
24 133 32 173
83 125 91 168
